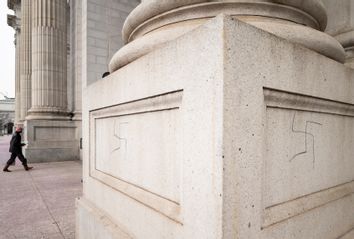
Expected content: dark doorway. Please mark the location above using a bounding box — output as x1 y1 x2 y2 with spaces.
5 122 14 134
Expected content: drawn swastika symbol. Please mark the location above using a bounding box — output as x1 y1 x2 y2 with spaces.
289 112 322 169
111 120 129 156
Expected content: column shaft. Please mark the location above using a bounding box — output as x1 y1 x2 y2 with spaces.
28 0 68 119
7 1 22 125
15 30 21 124
19 0 32 121
74 0 82 120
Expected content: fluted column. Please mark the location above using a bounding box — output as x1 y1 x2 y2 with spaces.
14 31 21 124
27 0 68 120
110 0 345 72
7 0 22 125
19 0 31 122
73 0 82 121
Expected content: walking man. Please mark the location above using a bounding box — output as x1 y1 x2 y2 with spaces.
3 127 33 172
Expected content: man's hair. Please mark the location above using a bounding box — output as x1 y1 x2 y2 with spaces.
102 72 110 78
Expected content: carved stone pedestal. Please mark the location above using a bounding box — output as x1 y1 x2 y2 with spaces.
24 120 79 162
77 14 354 239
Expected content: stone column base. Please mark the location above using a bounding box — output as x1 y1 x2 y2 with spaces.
23 119 80 163
79 15 354 239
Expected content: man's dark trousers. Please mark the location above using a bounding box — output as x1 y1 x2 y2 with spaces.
7 152 28 166
3 130 32 172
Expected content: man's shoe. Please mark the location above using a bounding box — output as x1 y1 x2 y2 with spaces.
25 166 33 171
3 164 11 172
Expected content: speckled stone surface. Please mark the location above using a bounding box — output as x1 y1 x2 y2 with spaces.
79 15 354 239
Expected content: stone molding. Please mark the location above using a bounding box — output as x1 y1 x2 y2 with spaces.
109 0 345 72
322 0 354 67
335 30 354 49
122 0 327 43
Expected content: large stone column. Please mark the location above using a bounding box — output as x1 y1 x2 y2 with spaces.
67 2 73 115
19 0 31 122
27 0 68 120
109 0 345 72
14 32 21 125
73 0 82 121
67 0 83 161
23 0 79 162
7 0 21 125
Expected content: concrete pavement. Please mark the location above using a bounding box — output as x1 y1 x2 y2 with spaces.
0 135 82 239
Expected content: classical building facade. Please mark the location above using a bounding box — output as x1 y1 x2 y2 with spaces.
6 0 354 238
7 0 140 162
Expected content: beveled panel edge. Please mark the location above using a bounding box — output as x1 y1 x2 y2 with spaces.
262 87 354 228
264 87 354 117
262 180 354 228
89 90 184 224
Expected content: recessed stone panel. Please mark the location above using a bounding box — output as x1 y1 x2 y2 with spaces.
89 90 183 222
263 89 354 227
34 126 76 141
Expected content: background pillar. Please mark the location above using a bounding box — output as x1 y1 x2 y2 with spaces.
7 0 22 125
19 0 31 122
24 0 79 162
73 0 82 121
27 0 68 120
14 30 21 125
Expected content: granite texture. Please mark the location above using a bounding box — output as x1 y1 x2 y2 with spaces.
78 15 354 238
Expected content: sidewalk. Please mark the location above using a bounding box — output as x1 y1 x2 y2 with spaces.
0 135 82 239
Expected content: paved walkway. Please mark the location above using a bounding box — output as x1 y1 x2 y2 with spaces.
0 135 82 239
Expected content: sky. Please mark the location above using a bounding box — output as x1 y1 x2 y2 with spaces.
0 1 15 98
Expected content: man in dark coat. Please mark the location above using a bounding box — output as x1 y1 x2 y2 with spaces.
3 127 33 172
